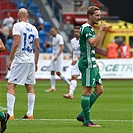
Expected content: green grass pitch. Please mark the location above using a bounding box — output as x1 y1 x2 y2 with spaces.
0 80 132 133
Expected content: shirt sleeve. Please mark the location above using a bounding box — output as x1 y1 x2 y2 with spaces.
12 23 21 36
70 39 72 46
59 35 64 45
84 27 95 40
34 27 39 39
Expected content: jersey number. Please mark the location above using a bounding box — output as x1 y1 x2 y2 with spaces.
22 33 35 52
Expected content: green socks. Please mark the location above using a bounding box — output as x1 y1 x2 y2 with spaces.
0 112 5 119
90 91 98 108
81 95 90 124
79 92 98 123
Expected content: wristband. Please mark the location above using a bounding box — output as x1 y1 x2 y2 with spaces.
75 58 78 61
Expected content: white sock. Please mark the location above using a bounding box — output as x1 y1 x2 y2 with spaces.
7 93 15 116
69 80 77 95
51 75 55 89
27 93 35 116
60 75 71 86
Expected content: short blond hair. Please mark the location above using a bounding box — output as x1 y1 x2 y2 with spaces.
87 6 100 18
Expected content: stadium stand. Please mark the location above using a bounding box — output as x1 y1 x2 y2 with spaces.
38 30 46 42
18 2 26 9
46 47 53 53
0 0 17 20
29 3 39 15
6 38 13 52
44 21 51 32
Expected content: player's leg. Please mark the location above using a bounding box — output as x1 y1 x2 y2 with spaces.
77 67 101 127
76 67 92 125
90 67 104 108
7 63 29 119
81 86 92 125
51 71 56 90
55 57 71 87
63 63 80 99
56 72 71 86
63 75 78 99
90 84 103 108
77 85 103 122
23 84 35 119
0 112 10 133
69 75 78 95
45 71 56 92
45 59 56 92
23 63 36 119
6 83 16 120
0 112 5 120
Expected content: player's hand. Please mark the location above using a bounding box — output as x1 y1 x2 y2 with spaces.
71 59 77 65
96 63 99 70
99 20 108 31
54 56 58 61
7 60 12 71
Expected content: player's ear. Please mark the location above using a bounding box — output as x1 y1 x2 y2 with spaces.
27 13 29 18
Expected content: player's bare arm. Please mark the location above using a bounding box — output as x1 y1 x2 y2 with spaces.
34 38 40 72
72 54 80 65
54 44 64 60
0 39 5 52
7 35 20 70
88 22 108 47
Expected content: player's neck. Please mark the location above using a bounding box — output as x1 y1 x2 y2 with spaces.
76 37 79 40
19 18 28 22
87 20 94 26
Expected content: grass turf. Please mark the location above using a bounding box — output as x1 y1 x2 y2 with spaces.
0 80 132 133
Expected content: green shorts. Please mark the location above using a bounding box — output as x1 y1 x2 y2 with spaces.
78 63 102 87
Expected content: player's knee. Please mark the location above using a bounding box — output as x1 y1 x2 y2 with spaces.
56 72 61 76
6 83 15 95
72 76 78 80
82 86 92 95
95 86 104 96
98 87 104 95
100 87 104 94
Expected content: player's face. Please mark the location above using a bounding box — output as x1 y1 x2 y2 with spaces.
91 10 101 24
51 28 57 37
74 29 79 38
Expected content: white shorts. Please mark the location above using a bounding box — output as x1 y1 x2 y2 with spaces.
8 62 36 85
50 56 62 72
71 61 80 76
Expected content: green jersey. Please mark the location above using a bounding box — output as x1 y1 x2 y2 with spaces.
79 23 96 68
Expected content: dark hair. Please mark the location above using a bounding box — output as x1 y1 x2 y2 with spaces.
87 6 100 18
51 27 57 31
74 26 80 30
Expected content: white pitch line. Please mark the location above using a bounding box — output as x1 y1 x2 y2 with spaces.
13 118 133 122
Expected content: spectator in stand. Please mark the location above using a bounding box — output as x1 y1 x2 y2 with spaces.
119 38 131 58
1 24 10 39
2 12 14 41
106 40 118 58
33 13 44 31
43 31 53 52
3 12 14 30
